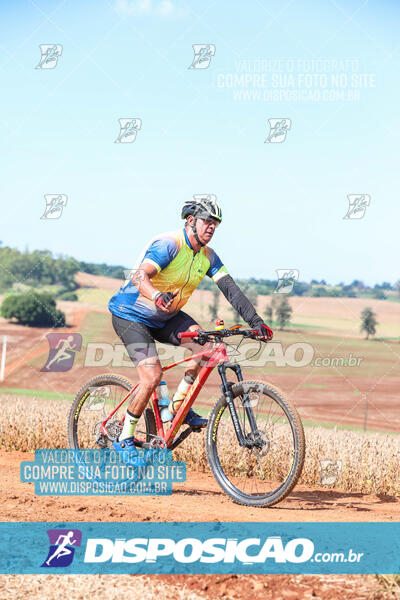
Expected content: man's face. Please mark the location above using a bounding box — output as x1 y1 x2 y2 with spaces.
188 215 219 244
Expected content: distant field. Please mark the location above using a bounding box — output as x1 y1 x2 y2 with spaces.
4 271 400 338
74 272 121 290
185 289 400 339
1 307 398 432
73 272 400 338
0 272 399 433
76 287 114 307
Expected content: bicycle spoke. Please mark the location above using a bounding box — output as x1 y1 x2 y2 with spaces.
72 380 144 450
213 391 298 500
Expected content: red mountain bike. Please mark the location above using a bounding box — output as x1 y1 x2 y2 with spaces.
68 325 305 507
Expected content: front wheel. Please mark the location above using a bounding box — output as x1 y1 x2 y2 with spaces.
206 380 305 507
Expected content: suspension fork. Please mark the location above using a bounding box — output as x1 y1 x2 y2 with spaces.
218 363 259 446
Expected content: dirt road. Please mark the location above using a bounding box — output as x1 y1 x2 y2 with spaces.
2 450 399 598
1 572 396 600
2 451 399 523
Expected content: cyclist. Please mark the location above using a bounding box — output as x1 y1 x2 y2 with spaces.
108 197 273 462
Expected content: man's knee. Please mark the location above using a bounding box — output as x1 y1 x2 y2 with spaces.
138 366 162 391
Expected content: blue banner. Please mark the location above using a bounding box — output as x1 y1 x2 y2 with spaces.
20 449 186 496
1 522 400 574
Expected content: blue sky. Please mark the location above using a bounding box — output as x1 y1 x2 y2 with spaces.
1 0 399 285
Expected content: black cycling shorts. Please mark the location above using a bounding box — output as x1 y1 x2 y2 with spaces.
111 311 198 366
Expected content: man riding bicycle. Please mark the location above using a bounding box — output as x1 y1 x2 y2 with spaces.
108 197 273 462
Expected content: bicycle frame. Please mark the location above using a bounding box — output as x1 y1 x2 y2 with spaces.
100 339 231 449
100 329 263 450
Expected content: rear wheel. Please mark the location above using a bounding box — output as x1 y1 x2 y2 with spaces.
206 380 305 507
67 374 156 450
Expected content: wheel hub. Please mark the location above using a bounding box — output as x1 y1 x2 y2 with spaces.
244 431 270 455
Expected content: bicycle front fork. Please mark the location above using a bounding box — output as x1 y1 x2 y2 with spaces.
218 363 259 448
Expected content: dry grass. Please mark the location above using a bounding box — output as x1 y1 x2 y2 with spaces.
301 428 400 496
0 396 69 451
1 394 400 496
375 575 400 592
173 424 400 496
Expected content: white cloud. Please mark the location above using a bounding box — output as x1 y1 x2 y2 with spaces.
115 0 184 17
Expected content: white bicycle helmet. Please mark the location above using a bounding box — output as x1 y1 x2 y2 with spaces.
181 196 222 223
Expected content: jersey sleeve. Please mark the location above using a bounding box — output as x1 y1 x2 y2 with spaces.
141 236 180 272
206 248 229 282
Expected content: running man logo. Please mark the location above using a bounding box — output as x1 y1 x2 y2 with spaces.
40 194 68 220
41 529 82 568
343 194 371 220
192 193 217 204
122 268 146 292
115 118 142 143
274 269 299 294
188 44 216 69
320 460 342 486
265 119 291 143
35 44 63 69
41 333 82 372
85 386 111 411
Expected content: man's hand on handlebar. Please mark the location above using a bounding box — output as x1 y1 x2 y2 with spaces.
252 322 273 342
153 289 179 312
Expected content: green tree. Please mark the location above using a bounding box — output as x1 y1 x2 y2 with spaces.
54 256 80 289
208 287 220 322
293 281 311 296
373 289 386 300
58 291 78 301
0 247 19 290
312 286 328 297
264 303 273 323
275 297 293 330
360 307 377 339
0 292 65 327
0 245 80 291
264 296 278 324
328 288 342 297
352 280 365 290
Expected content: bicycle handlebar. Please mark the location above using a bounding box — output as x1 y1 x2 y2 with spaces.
179 331 199 339
178 328 263 342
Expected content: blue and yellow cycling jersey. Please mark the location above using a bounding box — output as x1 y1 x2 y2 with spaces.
108 229 228 327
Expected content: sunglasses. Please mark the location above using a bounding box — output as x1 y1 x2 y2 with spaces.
199 217 220 228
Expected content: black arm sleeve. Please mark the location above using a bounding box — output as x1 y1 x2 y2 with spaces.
216 275 264 328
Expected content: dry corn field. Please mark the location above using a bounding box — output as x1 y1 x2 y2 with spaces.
1 394 400 496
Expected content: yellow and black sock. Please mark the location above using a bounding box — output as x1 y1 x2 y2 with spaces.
120 409 140 441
